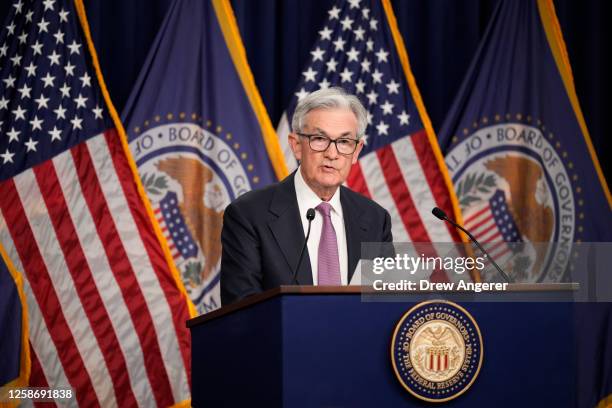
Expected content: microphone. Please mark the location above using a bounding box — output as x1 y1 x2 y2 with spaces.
432 207 512 283
292 208 316 285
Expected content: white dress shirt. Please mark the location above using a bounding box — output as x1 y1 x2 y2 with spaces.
294 167 348 285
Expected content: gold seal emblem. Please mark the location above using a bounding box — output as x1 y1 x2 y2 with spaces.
391 300 483 402
410 319 465 382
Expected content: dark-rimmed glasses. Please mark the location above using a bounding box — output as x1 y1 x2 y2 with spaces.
296 132 359 155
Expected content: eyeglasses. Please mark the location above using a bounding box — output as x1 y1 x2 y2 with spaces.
296 132 359 155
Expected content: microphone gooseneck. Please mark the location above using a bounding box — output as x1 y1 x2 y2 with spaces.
292 209 315 285
431 207 513 283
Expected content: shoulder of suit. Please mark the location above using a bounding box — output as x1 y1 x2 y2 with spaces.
340 185 389 216
228 181 279 211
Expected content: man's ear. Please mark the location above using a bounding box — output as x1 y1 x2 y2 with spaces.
351 138 364 164
288 133 302 162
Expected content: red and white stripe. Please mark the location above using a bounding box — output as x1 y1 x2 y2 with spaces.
0 231 73 404
349 133 460 243
0 130 191 407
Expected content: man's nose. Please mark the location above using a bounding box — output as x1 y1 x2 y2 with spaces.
324 141 339 158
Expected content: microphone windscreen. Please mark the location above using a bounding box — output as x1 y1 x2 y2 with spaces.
431 207 447 220
306 208 316 221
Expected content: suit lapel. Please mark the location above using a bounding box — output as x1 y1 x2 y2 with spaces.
268 173 313 285
341 188 368 284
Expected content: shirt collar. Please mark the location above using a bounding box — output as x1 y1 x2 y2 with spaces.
294 166 342 216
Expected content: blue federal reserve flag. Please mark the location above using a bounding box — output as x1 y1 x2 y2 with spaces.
438 0 611 284
122 0 287 314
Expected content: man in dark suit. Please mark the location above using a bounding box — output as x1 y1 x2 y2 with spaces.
221 87 392 305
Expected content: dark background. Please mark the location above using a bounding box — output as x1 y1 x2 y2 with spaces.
2 0 609 183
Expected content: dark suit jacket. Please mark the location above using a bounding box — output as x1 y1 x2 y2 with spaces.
220 172 392 305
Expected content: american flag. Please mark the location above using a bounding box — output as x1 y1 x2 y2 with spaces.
0 0 192 406
277 0 462 252
463 189 523 275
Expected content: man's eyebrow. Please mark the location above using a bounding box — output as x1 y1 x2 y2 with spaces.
313 127 355 138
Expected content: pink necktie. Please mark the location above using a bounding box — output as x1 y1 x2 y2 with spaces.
316 202 341 285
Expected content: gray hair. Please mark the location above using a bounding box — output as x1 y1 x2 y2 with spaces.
291 87 368 139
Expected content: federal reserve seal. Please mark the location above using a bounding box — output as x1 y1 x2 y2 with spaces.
391 300 483 402
130 120 254 314
446 121 580 282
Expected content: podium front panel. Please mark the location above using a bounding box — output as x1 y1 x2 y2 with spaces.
191 293 574 406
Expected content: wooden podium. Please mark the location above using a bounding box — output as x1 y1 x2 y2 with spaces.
187 285 577 407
